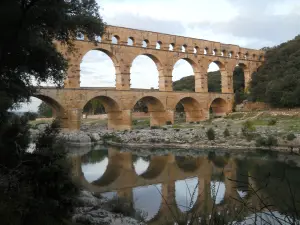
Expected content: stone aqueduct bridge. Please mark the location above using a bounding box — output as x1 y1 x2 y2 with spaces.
71 148 264 224
36 25 265 130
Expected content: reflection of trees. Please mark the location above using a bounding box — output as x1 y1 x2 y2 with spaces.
207 152 230 168
81 150 108 164
248 159 300 217
175 156 199 172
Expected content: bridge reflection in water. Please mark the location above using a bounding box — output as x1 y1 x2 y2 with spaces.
71 147 300 224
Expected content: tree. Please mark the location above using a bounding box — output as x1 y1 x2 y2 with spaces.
249 35 300 108
172 71 222 92
38 102 53 118
83 99 105 116
0 0 105 224
0 0 105 118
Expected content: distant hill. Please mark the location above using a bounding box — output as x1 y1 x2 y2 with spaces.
173 71 221 92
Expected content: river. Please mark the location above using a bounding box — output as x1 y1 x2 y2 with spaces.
70 145 300 224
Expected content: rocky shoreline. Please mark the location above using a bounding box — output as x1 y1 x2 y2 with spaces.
30 116 300 154
74 190 144 225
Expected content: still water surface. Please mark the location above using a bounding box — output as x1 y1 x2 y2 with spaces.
71 145 300 224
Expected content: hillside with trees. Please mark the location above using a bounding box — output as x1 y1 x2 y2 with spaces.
249 35 300 108
173 71 222 92
173 68 246 104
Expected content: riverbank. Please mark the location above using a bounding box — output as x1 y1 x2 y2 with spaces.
29 111 300 153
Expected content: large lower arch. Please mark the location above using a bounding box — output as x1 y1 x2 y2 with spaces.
174 97 206 123
209 98 229 118
132 96 169 127
82 96 131 130
33 94 68 128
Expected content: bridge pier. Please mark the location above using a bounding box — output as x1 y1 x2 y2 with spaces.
150 110 174 126
67 108 82 130
107 110 132 131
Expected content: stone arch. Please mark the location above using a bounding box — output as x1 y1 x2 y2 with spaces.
80 48 120 87
33 94 67 128
33 94 64 114
175 156 202 172
174 97 205 123
81 96 129 130
209 97 229 117
132 96 168 127
92 152 128 187
137 156 169 179
172 57 200 92
130 53 163 89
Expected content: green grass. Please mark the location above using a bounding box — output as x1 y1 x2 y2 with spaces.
29 119 53 127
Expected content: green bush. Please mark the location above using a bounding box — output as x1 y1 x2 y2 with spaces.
163 127 167 131
24 112 38 121
243 120 256 132
206 128 215 140
150 126 160 129
102 133 122 143
268 119 277 126
287 133 296 141
256 135 278 147
223 128 230 137
166 121 172 125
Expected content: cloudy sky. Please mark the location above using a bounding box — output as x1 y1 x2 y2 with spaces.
20 0 300 111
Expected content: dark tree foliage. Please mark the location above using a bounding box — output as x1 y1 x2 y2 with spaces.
38 102 53 118
133 100 148 113
173 71 222 92
249 35 300 107
83 98 106 115
0 120 79 225
0 0 105 224
0 0 105 117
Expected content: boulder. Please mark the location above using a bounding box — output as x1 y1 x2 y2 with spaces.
90 133 101 142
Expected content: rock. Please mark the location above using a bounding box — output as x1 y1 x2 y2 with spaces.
73 208 144 225
73 191 144 225
90 133 101 142
77 190 103 207
61 131 91 144
36 123 48 132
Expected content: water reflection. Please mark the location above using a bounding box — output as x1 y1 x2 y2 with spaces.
133 184 162 220
210 181 225 205
71 146 300 224
133 157 150 175
175 177 198 212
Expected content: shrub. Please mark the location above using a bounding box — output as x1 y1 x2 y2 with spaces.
223 128 230 137
163 127 167 131
166 121 172 125
150 126 160 129
105 196 146 221
24 112 38 121
175 128 180 132
206 128 215 140
189 121 194 124
243 120 256 132
196 121 200 124
268 119 277 126
287 133 296 141
256 135 278 147
102 133 122 143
